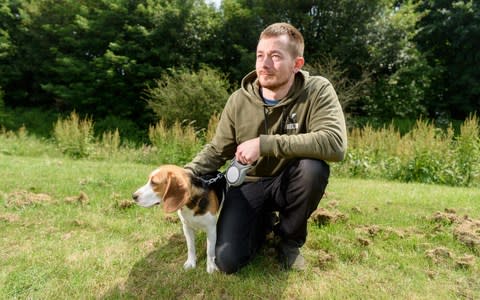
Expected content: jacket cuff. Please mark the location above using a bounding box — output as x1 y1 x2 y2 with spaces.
259 134 274 156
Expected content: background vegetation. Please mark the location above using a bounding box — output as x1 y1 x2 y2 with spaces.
0 0 478 142
1 112 479 187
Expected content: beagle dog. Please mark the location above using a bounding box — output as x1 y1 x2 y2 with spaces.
132 165 225 273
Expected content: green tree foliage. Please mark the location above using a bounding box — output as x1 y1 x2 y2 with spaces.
218 0 436 121
0 0 221 134
219 0 384 82
0 88 6 124
0 0 478 140
363 1 435 120
145 66 231 129
415 0 480 118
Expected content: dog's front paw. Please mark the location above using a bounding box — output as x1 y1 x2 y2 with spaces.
184 259 196 270
206 257 218 274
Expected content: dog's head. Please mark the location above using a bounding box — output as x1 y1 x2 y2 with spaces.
132 165 191 213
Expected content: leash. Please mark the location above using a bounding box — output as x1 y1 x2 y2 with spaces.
199 171 226 187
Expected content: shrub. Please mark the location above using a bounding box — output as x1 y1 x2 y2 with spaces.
145 66 231 130
53 111 94 158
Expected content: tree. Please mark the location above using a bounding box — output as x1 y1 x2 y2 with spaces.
362 0 435 120
415 0 480 118
0 0 223 138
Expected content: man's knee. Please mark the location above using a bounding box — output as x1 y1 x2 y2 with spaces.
215 242 248 274
296 159 330 185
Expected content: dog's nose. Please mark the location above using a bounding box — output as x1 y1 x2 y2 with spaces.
132 193 139 202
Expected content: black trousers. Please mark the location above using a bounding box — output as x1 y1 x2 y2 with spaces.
215 159 330 274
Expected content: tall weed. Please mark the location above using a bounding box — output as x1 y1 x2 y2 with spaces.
397 119 455 184
0 126 59 157
148 119 202 165
4 111 479 187
206 113 220 142
455 114 480 186
53 111 94 158
337 117 480 187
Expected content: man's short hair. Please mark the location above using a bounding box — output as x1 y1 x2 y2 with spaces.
259 23 304 58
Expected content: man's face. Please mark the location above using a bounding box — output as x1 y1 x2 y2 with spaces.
255 35 301 94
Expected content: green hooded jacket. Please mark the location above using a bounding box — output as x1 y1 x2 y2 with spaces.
185 70 347 177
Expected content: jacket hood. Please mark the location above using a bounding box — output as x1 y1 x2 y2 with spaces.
240 70 309 108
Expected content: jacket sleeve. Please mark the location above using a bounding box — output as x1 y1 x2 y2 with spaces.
259 82 347 162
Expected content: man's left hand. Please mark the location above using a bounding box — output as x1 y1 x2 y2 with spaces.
235 137 260 165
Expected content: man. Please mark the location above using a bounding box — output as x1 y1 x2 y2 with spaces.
185 22 347 273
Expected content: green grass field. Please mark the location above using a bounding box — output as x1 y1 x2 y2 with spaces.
1 153 479 299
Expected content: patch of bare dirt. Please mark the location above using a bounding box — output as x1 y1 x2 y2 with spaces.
429 209 462 224
310 207 348 226
316 249 336 269
429 209 480 250
425 247 476 268
116 199 136 209
4 190 53 207
0 213 20 223
425 247 452 263
355 225 412 239
357 237 371 246
64 191 89 205
164 215 180 224
455 254 476 268
453 218 480 250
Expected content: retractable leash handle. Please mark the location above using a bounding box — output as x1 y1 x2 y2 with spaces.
225 159 253 187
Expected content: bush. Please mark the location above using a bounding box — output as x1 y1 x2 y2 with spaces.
145 66 231 130
53 111 94 158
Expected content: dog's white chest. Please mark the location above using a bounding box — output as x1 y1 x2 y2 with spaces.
178 208 217 231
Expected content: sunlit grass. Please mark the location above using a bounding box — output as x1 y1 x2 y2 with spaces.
1 154 479 299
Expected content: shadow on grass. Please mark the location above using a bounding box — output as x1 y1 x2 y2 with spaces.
102 233 290 299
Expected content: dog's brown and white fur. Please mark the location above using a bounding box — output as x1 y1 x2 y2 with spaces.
132 165 223 273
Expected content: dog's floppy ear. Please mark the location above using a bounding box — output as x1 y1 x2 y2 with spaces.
162 171 191 213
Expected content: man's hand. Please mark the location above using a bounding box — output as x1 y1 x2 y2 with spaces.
235 137 260 165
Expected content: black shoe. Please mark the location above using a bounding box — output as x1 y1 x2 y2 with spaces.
277 242 306 270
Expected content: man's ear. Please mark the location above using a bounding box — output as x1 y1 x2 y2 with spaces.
293 56 305 73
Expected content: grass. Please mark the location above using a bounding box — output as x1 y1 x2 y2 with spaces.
1 153 479 299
